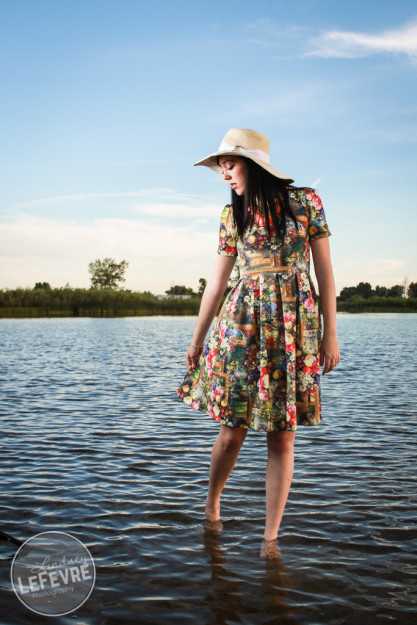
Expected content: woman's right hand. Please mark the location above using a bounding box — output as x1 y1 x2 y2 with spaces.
186 344 204 370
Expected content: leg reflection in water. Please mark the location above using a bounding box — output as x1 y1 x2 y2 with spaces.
203 527 298 625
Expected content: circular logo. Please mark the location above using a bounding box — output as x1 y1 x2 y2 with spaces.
11 531 95 616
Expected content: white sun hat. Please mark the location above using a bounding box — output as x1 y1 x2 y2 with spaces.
193 128 294 183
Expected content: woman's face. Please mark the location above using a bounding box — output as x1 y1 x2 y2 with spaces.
218 156 246 196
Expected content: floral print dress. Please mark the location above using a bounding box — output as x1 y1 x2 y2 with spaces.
176 187 331 432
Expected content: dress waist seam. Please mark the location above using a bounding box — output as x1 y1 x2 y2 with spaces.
241 266 308 276
239 253 308 276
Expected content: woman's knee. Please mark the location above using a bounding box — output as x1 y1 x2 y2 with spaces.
217 425 247 453
267 431 295 455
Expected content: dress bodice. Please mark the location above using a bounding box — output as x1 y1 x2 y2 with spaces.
217 187 331 276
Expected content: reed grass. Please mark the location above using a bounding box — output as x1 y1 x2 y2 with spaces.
0 288 201 318
0 288 415 318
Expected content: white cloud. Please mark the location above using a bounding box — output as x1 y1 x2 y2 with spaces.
0 214 221 293
131 199 221 219
308 19 417 60
310 177 323 188
332 256 410 292
0 188 228 292
218 81 353 126
5 188 215 213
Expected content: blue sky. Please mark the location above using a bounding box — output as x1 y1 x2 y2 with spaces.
1 0 416 295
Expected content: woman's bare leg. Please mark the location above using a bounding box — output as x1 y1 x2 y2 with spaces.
205 424 248 521
263 430 296 541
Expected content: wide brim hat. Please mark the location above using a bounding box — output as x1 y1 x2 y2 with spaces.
193 128 294 184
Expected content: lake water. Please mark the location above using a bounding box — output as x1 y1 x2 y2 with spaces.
0 314 416 624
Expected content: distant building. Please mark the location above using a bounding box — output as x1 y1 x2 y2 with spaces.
156 294 193 300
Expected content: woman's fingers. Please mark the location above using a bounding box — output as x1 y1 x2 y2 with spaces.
320 346 340 376
186 346 203 370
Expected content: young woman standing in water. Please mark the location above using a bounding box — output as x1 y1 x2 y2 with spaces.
177 128 340 551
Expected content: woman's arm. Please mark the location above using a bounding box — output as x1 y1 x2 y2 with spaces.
310 236 340 375
187 254 236 370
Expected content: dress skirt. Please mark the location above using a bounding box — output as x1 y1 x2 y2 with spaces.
176 187 332 432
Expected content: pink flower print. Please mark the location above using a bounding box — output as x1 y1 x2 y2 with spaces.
304 296 315 312
303 354 319 375
285 333 295 353
214 386 224 400
206 348 217 377
208 402 221 422
283 311 295 321
286 403 296 423
258 367 270 400
219 321 227 341
306 191 322 209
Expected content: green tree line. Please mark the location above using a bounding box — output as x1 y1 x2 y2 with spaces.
1 253 416 319
0 286 202 318
1 280 416 317
338 280 417 300
336 280 417 313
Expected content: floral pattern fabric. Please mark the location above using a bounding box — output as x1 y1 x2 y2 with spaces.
176 187 331 432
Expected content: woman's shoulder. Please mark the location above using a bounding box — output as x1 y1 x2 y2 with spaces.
288 185 323 210
288 185 320 199
219 204 237 229
220 203 232 213
219 203 233 221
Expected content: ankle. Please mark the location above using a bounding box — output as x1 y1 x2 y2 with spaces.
205 497 220 521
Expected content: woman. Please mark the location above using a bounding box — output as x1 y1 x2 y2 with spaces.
176 128 340 548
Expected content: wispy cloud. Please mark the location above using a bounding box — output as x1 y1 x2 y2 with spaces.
5 189 209 212
131 201 220 219
308 19 417 60
217 82 353 125
310 177 323 188
243 18 306 48
0 215 219 292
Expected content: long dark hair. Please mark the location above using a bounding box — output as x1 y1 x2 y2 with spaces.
230 158 298 242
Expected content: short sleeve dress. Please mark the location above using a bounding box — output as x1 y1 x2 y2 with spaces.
176 187 331 432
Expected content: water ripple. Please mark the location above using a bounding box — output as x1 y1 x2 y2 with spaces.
0 314 416 624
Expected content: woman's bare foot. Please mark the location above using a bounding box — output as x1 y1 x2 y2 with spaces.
204 518 223 533
260 537 281 559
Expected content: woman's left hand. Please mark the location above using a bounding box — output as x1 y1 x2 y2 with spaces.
186 345 204 371
320 333 340 376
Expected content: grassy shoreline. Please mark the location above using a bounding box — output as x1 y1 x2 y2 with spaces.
0 287 202 318
336 295 417 313
0 287 416 318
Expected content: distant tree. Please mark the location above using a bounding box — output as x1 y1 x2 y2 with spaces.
33 282 51 290
407 282 417 298
339 286 358 301
165 284 195 296
387 284 404 297
89 258 129 290
356 282 373 299
198 278 207 296
374 285 388 297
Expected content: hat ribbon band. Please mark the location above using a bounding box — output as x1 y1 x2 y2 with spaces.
218 142 270 164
